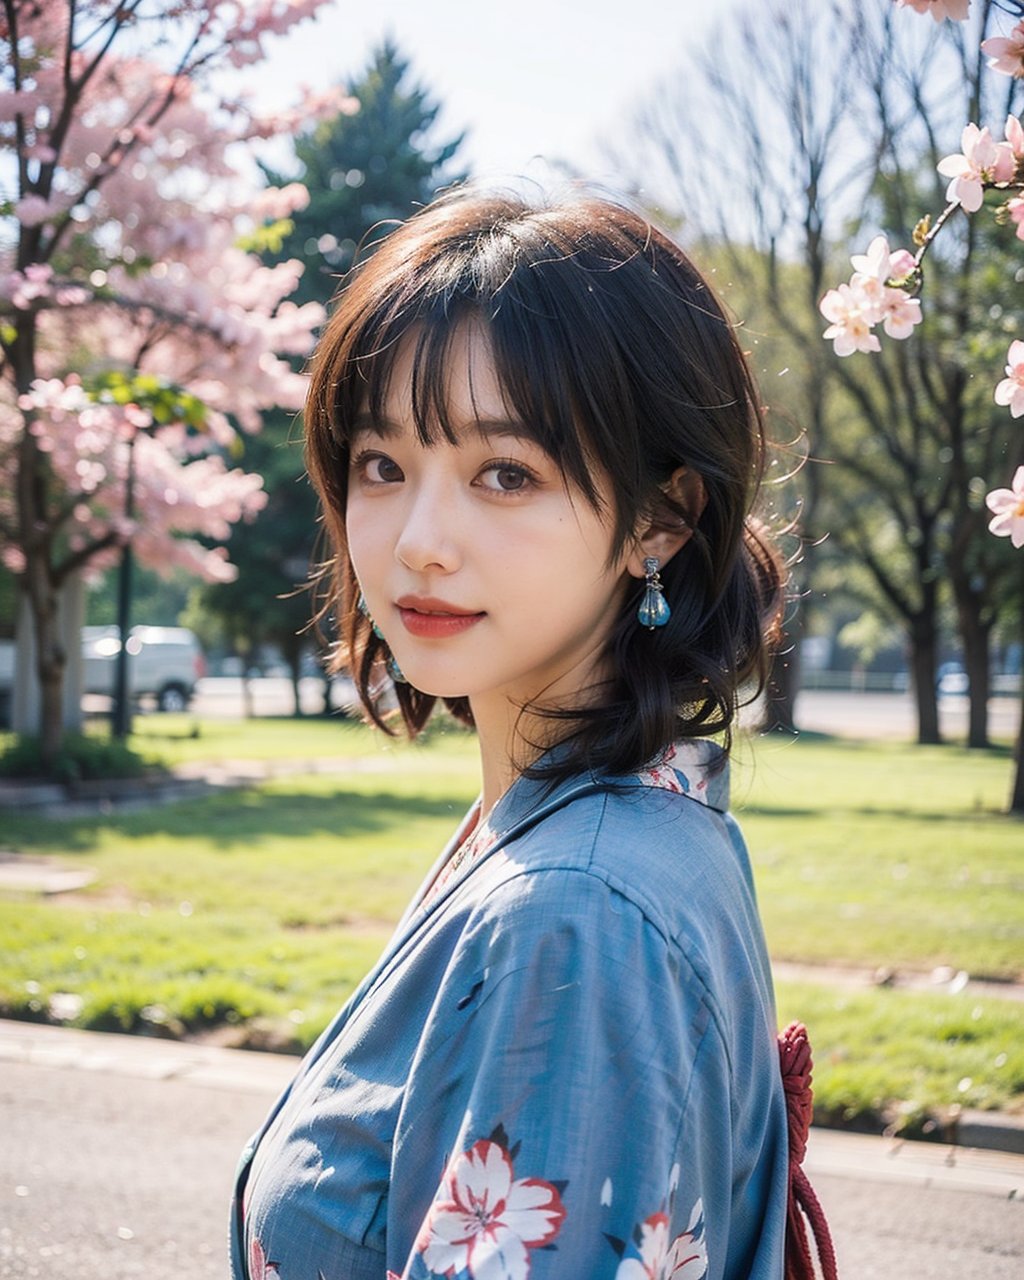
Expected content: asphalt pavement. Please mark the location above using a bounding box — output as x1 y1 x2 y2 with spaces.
176 678 1022 742
1 1020 1022 1279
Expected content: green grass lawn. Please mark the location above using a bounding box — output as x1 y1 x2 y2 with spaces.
735 734 1023 979
1 718 1021 1131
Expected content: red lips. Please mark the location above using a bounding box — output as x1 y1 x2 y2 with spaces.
395 596 485 639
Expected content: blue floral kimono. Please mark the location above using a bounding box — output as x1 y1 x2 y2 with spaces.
230 741 789 1280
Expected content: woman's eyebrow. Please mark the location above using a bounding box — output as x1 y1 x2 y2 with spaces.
350 414 401 439
470 418 536 445
350 415 536 445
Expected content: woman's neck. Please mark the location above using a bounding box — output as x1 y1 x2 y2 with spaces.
471 694 531 817
470 677 610 816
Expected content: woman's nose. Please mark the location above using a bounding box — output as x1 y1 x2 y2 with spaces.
394 480 462 574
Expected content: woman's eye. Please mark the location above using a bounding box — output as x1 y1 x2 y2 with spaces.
355 452 403 484
479 462 534 494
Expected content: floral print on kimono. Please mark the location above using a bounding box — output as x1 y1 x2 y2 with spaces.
397 1125 566 1280
607 1164 708 1280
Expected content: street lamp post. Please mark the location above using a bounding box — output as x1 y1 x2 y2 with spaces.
111 427 137 740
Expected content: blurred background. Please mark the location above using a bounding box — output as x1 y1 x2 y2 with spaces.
4 0 1021 757
2 16 1023 1275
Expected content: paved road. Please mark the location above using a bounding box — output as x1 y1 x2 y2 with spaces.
154 679 1021 743
2 1024 1022 1279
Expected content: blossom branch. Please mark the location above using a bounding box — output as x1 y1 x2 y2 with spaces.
820 1 1024 547
906 193 969 284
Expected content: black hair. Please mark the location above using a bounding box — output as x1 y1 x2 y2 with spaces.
305 187 784 780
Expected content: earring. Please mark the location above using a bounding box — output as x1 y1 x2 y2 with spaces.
357 592 408 683
637 557 671 630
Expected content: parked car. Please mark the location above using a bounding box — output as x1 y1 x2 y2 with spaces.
82 625 206 711
936 661 968 697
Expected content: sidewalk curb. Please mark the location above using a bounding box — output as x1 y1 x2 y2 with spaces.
0 770 215 814
0 1018 294 1096
957 1109 1024 1156
2 1019 1023 1194
0 754 392 813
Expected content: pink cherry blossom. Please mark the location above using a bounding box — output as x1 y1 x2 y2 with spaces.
416 1139 566 1280
895 0 970 20
994 340 1024 417
13 376 268 582
985 466 1024 548
878 287 923 339
938 124 1016 213
250 181 311 221
2 263 55 309
615 1201 708 1280
820 283 882 356
2 0 337 750
850 234 896 285
1008 196 1024 240
14 195 59 227
849 234 918 299
888 248 918 279
982 21 1024 79
1006 114 1024 159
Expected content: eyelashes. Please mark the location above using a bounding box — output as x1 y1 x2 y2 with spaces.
349 450 542 498
476 459 540 494
350 450 403 485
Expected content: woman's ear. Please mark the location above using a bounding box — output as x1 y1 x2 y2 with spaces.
625 466 707 578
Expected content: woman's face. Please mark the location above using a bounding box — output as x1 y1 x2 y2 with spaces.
345 326 635 715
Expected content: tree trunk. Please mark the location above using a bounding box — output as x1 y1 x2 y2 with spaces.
11 315 68 764
19 557 64 762
241 671 255 719
947 500 993 749
958 602 992 750
13 575 86 750
761 618 802 734
909 617 941 745
285 638 304 718
1011 693 1024 816
1010 581 1024 816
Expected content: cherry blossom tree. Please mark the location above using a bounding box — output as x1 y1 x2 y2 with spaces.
820 0 1024 808
0 0 338 763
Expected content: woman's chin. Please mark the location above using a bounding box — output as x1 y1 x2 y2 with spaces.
401 675 470 700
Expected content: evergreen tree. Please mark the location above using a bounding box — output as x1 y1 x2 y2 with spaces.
191 42 467 713
183 421 317 710
267 38 467 308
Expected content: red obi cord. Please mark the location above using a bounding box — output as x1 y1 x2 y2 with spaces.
778 1021 839 1280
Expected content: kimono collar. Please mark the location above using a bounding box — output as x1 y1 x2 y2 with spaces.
485 737 730 844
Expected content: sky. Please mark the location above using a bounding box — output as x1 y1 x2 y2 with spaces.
235 0 746 186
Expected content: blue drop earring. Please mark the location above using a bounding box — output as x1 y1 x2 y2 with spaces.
637 557 671 630
356 592 408 683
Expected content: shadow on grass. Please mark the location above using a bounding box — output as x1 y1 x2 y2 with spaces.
5 786 474 853
737 802 1015 821
754 729 1015 759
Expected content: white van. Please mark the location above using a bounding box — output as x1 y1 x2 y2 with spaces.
82 625 206 711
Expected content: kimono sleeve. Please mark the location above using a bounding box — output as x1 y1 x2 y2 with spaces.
384 867 738 1280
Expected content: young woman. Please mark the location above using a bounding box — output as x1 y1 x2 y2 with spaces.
229 190 831 1280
